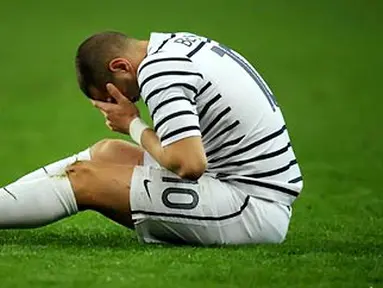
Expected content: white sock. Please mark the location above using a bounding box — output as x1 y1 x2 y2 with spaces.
0 148 91 229
16 148 91 182
0 176 77 228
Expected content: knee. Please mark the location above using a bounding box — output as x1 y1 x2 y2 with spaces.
66 161 94 193
65 161 100 210
66 160 93 174
91 139 120 159
90 138 143 165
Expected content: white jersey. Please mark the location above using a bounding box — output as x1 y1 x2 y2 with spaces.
137 32 303 205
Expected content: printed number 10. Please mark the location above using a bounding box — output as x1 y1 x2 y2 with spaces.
211 44 278 111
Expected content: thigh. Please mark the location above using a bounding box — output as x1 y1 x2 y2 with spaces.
66 161 136 227
130 166 258 245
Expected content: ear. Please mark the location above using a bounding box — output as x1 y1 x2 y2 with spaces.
108 58 131 73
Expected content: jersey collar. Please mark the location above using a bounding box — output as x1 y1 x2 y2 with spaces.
147 32 173 55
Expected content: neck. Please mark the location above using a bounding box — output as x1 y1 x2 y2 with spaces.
131 40 149 73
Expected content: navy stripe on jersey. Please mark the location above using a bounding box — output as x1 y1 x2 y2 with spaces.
199 94 222 121
205 120 240 146
151 96 196 118
209 125 287 164
162 177 198 184
201 107 231 136
205 135 245 157
138 57 192 75
210 142 291 169
187 41 206 58
195 82 212 100
153 33 176 54
161 126 200 142
144 83 198 105
242 159 298 179
140 71 203 94
154 110 196 131
132 195 250 221
289 176 303 183
218 176 299 197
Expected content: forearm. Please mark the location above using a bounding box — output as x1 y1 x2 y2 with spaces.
129 118 207 180
140 128 181 175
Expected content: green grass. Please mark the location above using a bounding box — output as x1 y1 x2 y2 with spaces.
0 0 382 287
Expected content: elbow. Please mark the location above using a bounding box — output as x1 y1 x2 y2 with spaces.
176 158 207 181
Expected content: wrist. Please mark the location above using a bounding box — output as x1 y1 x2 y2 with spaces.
129 117 150 146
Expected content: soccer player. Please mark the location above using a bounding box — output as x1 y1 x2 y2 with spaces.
0 32 303 245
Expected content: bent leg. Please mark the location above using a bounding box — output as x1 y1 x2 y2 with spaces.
0 139 143 229
0 160 136 229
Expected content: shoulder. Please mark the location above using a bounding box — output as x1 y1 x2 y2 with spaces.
137 52 204 97
137 51 193 78
137 32 209 76
146 32 207 56
137 32 209 96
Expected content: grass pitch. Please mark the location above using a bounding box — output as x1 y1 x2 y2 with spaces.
0 0 382 287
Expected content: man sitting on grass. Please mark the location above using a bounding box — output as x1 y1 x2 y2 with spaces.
0 31 303 245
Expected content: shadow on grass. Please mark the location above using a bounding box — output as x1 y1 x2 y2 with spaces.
0 228 382 257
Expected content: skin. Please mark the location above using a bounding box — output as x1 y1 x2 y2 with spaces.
68 39 207 228
69 139 144 228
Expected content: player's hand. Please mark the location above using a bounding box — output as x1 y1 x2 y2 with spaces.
92 83 140 135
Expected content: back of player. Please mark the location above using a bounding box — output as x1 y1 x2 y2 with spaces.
140 32 303 204
132 32 303 245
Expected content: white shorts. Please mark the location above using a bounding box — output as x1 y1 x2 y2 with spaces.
130 153 292 245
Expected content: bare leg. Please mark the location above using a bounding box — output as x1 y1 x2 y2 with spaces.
66 161 137 228
82 139 145 228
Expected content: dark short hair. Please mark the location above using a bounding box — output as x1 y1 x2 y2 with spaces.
75 31 130 98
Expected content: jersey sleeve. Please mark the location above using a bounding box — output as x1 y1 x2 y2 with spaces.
138 53 204 147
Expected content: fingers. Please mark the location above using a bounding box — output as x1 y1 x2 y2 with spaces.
100 109 108 118
91 99 114 113
106 83 126 103
105 119 119 132
92 83 130 113
105 120 113 130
